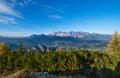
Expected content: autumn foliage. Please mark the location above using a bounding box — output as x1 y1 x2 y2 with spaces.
0 43 10 55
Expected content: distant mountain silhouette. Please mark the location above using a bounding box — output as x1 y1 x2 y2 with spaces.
0 31 111 50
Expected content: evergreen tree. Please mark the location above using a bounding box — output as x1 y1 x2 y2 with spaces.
19 41 23 52
106 32 120 53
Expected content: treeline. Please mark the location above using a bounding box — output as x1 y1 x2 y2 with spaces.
1 49 120 78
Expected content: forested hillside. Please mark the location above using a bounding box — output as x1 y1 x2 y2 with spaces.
1 49 120 78
0 32 120 78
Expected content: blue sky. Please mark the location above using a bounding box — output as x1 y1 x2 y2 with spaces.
0 0 120 36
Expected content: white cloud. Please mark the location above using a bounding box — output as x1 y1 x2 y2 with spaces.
49 15 64 20
38 4 64 14
9 0 17 3
38 3 65 20
8 0 17 7
23 0 29 4
0 16 17 24
9 0 31 7
17 0 32 7
0 0 24 24
19 2 24 6
0 0 22 18
18 0 30 6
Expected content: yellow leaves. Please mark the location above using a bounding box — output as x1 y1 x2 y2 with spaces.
107 52 115 56
0 43 10 55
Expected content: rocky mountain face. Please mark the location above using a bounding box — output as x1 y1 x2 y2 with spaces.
49 31 111 40
29 44 58 52
0 31 111 50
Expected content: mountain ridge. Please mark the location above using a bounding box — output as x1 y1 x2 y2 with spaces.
0 31 111 50
48 31 111 40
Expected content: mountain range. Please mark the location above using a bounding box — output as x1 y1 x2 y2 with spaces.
0 31 111 50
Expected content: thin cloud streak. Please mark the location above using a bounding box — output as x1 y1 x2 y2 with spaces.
38 3 64 14
49 15 64 20
18 0 31 6
8 0 17 7
0 16 17 24
0 0 22 18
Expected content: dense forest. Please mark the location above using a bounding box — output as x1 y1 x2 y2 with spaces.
0 32 120 78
